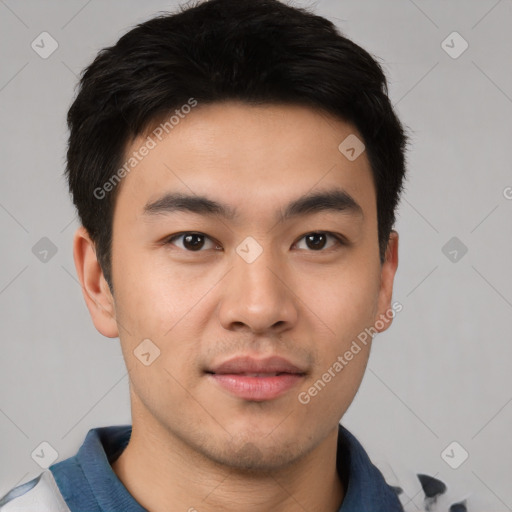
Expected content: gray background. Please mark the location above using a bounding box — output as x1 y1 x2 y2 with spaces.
0 0 511 509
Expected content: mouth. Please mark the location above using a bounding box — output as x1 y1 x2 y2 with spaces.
205 355 307 401
205 372 305 401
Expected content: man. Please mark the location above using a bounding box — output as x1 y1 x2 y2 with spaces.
0 0 408 510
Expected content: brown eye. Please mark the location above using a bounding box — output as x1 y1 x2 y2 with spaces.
166 232 219 251
294 232 344 251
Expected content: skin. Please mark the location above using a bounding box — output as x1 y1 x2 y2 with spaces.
73 101 399 512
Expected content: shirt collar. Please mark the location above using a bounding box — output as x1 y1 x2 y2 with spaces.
336 424 403 510
50 423 402 511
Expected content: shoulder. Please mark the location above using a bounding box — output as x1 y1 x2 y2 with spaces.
0 470 70 512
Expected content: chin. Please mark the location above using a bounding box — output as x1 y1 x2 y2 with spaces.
197 428 312 473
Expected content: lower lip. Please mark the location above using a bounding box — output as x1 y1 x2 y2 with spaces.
207 373 304 401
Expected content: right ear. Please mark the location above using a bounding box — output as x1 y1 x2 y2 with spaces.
72 226 119 338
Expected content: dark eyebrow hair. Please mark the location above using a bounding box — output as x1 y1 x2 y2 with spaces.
142 188 364 222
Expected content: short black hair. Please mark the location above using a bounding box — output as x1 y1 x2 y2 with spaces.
65 0 409 291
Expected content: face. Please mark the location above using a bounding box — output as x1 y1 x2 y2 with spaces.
76 101 398 471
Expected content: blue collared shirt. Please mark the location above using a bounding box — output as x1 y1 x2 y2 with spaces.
0 423 403 511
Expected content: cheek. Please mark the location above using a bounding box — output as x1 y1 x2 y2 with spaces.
112 246 209 336
301 259 380 346
296 256 380 404
111 251 221 392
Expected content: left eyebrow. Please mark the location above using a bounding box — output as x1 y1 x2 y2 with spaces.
281 188 364 221
142 188 364 222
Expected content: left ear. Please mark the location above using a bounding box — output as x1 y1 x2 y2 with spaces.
374 230 399 333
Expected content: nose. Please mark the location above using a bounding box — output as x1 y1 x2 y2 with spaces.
218 246 299 335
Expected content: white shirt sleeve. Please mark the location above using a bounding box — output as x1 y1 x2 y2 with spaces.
0 471 70 512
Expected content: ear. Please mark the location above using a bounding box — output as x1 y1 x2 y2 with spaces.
72 226 119 338
374 230 399 333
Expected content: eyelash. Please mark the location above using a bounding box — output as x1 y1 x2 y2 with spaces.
164 231 347 252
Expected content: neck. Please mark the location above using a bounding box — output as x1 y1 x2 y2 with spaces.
111 414 345 512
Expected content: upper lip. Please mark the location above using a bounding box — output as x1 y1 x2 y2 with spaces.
207 355 306 375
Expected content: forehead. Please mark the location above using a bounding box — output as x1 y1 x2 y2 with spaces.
114 102 376 225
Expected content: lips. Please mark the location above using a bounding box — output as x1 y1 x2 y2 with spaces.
207 355 306 376
206 355 306 401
